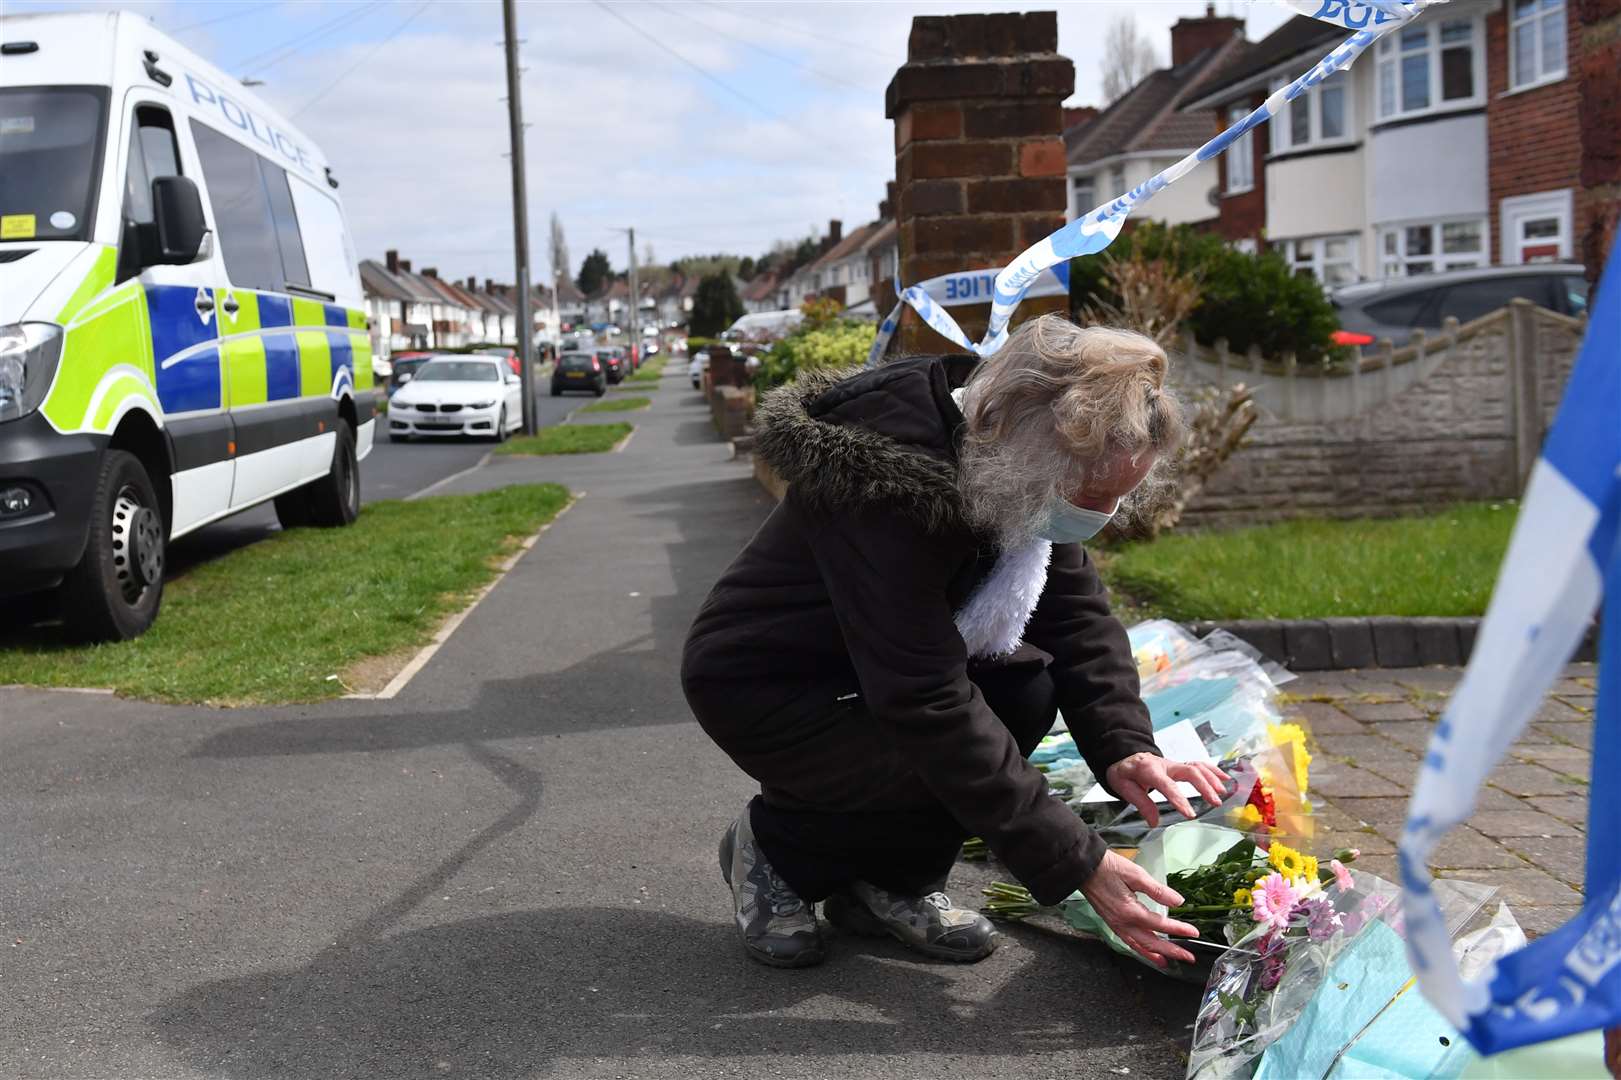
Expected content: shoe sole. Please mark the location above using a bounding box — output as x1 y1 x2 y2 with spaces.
824 893 998 964
719 818 826 969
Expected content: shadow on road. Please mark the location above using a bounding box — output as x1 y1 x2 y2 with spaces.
148 903 1162 1077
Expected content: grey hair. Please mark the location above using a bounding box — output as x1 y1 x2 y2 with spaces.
957 314 1186 546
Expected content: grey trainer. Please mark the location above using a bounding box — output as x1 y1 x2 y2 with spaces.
825 881 999 963
718 810 826 968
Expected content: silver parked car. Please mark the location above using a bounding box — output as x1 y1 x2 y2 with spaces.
1331 263 1589 347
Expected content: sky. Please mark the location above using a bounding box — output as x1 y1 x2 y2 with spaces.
11 0 1292 286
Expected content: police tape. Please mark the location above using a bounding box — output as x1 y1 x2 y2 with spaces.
866 0 1439 367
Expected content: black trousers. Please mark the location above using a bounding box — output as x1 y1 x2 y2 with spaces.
690 662 1058 902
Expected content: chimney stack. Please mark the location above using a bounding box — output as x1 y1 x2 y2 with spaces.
423 267 438 278
1063 106 1098 131
1169 4 1242 67
399 258 412 272
827 219 843 246
385 249 399 273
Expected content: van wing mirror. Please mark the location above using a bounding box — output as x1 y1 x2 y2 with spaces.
151 176 209 264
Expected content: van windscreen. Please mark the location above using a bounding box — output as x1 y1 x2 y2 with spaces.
0 87 109 243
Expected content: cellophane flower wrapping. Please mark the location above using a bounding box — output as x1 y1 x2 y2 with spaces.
1185 871 1499 1080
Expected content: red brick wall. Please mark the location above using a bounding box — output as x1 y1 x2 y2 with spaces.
1210 92 1266 247
1577 0 1621 275
888 13 1073 352
1486 0 1583 266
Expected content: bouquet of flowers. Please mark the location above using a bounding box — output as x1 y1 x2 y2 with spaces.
981 822 1357 983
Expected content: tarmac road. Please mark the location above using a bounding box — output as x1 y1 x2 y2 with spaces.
0 363 1198 1079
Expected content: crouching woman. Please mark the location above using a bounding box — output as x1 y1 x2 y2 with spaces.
681 314 1228 969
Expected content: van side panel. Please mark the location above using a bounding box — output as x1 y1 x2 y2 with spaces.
41 280 157 434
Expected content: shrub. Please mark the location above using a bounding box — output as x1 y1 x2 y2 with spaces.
754 320 873 390
1069 222 1341 362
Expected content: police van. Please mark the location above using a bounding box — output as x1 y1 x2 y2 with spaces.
0 11 376 641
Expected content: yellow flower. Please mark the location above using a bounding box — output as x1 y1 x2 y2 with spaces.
1233 888 1253 907
1301 854 1320 883
1269 843 1305 878
1268 722 1313 793
1230 804 1263 828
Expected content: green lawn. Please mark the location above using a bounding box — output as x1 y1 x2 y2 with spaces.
495 422 633 455
0 484 571 705
577 395 650 414
623 359 666 385
1100 501 1518 620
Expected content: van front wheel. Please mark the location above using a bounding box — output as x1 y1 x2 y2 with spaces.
275 423 359 529
60 450 165 642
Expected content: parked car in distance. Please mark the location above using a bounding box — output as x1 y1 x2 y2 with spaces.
689 350 709 390
388 352 435 397
387 358 523 442
1331 263 1589 347
600 348 627 384
551 351 608 396
477 345 521 378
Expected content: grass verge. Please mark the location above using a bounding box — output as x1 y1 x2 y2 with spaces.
496 422 633 456
577 395 650 414
1099 500 1517 620
623 359 666 385
0 484 571 705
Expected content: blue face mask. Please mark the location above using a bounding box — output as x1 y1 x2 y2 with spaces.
1035 497 1119 545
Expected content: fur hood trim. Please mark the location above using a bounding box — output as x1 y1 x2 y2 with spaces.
753 364 965 532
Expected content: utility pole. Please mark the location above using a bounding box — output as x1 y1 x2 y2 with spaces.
501 0 536 435
626 227 641 361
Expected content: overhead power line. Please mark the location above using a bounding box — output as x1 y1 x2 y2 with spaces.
232 1 386 76
590 1 788 125
291 0 433 119
693 0 892 61
642 0 880 95
171 1 282 34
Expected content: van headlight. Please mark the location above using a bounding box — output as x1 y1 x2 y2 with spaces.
0 323 65 424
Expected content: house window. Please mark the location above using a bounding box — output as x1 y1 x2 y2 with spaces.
1379 217 1487 276
1282 234 1361 287
1269 70 1352 154
1232 238 1258 255
1072 174 1096 217
1501 189 1573 264
1376 17 1480 120
1224 104 1254 193
1510 0 1566 89
1108 164 1126 194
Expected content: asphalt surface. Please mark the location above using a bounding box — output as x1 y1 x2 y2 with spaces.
0 364 1196 1079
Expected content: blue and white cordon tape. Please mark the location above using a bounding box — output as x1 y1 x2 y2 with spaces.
867 0 1435 367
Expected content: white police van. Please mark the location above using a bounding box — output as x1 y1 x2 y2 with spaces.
0 11 376 640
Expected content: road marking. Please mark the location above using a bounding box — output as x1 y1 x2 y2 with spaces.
349 495 582 701
405 451 493 501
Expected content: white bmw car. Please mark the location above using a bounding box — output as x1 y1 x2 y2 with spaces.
387 357 525 442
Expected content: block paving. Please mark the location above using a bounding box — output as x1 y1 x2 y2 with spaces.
1284 664 1596 938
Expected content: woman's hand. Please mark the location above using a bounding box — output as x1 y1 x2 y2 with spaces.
1104 752 1230 828
1080 850 1200 967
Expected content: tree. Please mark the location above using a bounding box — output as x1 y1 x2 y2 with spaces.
1101 15 1158 104
689 271 745 338
548 212 570 283
738 255 756 280
576 248 612 296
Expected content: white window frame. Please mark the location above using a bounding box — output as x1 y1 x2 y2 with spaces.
1378 216 1489 277
1508 0 1567 92
1070 172 1096 219
1232 238 1258 255
1267 70 1355 155
1500 189 1573 264
1375 15 1485 122
1224 104 1254 194
1281 234 1361 287
1108 163 1126 195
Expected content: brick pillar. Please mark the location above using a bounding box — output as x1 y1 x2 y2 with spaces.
886 11 1074 354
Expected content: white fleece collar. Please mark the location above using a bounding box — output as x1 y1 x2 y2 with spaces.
953 538 1052 659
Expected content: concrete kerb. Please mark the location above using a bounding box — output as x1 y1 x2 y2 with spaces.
1189 616 1599 671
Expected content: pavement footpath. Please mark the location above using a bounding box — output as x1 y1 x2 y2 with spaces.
0 366 1593 1079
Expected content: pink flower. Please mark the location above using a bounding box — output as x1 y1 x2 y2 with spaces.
1331 859 1354 891
1251 872 1300 930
